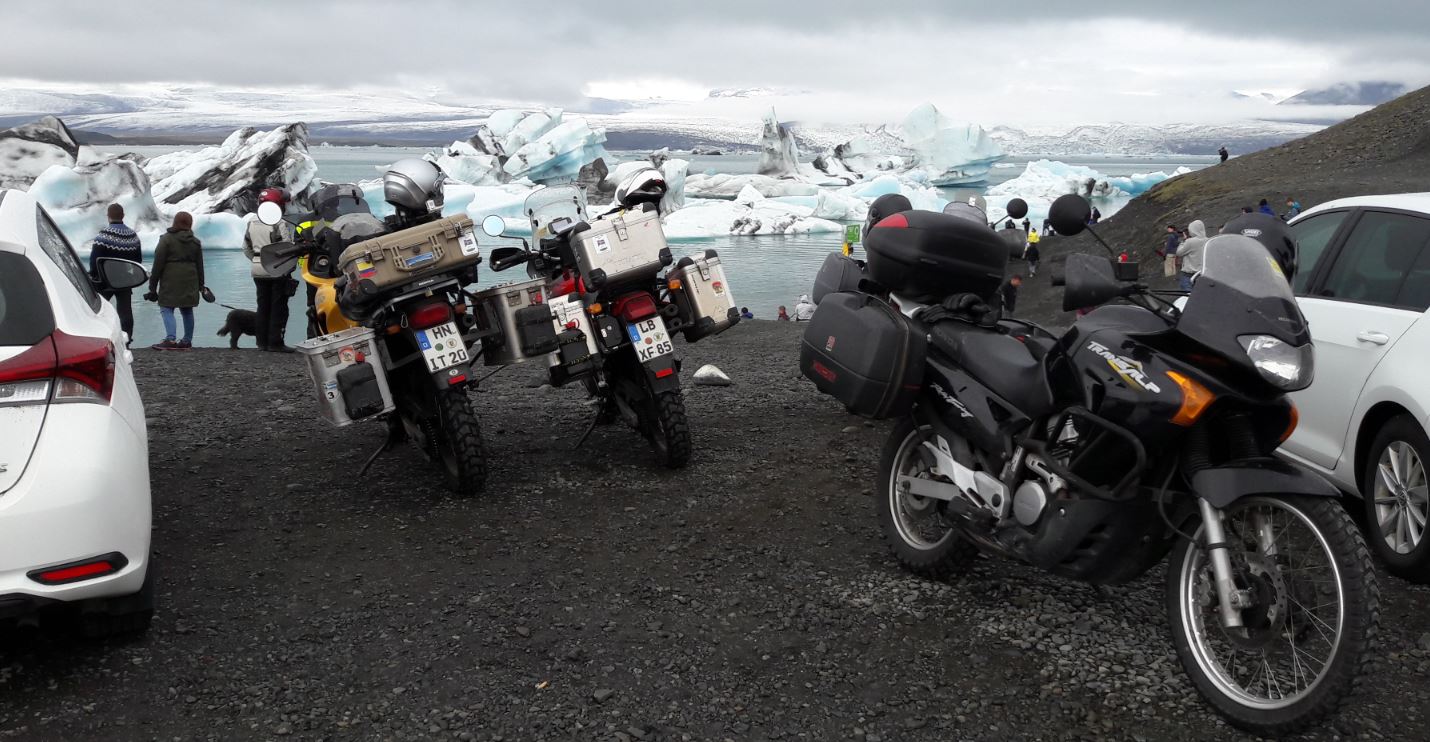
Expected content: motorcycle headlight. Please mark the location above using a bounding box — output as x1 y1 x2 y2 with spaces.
1238 335 1314 391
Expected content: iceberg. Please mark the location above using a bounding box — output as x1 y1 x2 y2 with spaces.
1109 166 1192 196
756 108 800 178
684 173 820 200
28 156 166 242
0 115 84 190
662 196 841 239
899 103 1005 186
143 123 319 216
433 109 608 186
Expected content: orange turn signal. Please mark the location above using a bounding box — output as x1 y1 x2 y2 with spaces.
1166 371 1215 426
586 302 603 315
1279 404 1299 443
668 278 683 291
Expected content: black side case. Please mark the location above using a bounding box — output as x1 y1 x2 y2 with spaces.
812 252 870 304
336 362 386 420
515 305 560 355
799 292 926 418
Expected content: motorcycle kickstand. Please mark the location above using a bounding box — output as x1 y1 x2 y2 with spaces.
358 417 404 476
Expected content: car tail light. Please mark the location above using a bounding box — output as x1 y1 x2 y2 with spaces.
613 292 658 322
0 330 113 406
28 552 128 585
407 302 453 330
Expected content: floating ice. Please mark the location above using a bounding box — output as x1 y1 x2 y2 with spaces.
29 156 165 242
662 197 841 240
757 108 800 178
143 123 319 215
0 115 83 189
684 173 820 200
433 141 503 186
899 103 1005 186
435 109 607 186
1109 166 1191 196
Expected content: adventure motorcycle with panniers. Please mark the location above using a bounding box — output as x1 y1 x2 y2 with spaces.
258 159 490 495
473 169 740 468
801 193 1377 735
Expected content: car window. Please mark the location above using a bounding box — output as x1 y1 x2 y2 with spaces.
34 207 101 311
1289 210 1350 294
1316 212 1430 309
0 253 56 346
1397 240 1430 312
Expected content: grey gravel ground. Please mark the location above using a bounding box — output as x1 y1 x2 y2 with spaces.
2 320 1428 741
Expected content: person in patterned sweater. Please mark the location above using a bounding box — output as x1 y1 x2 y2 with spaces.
89 203 143 342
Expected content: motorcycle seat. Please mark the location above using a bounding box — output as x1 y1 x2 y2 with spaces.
927 321 1054 414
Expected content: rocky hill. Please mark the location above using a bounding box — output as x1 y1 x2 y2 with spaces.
1020 83 1430 326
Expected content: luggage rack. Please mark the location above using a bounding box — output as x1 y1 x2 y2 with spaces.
1020 406 1148 501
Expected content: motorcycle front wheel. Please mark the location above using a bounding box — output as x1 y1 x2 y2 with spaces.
1166 495 1378 736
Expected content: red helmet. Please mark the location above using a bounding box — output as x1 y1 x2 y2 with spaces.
258 187 287 205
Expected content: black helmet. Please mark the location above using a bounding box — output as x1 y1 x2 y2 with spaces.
1221 212 1298 279
864 193 912 240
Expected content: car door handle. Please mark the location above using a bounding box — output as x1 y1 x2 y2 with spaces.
1356 331 1390 345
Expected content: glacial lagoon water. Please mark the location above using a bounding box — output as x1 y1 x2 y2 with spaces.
107 146 1213 346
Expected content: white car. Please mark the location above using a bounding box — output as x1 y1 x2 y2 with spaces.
0 189 154 636
1281 193 1430 581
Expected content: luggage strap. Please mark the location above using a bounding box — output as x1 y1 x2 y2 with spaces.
918 293 999 329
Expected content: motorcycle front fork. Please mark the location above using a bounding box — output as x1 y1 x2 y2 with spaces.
1197 499 1278 630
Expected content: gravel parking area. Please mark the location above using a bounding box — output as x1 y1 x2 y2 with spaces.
2 320 1428 740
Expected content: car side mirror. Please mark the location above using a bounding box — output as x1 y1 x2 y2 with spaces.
96 257 148 290
1062 253 1121 311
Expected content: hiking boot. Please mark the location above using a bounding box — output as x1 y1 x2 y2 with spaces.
176 340 193 350
150 339 178 350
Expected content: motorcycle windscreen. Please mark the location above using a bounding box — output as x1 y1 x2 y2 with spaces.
524 185 589 240
1176 234 1310 371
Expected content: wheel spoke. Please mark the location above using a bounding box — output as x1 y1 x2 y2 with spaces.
1379 461 1401 493
1379 506 1400 535
1398 443 1415 485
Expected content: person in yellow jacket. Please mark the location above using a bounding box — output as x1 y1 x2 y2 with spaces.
1024 228 1041 277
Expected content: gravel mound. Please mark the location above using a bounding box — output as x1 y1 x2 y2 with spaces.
2 320 1427 740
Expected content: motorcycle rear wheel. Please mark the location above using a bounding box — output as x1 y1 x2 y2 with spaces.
430 388 488 496
876 417 977 579
1166 495 1378 736
649 389 692 469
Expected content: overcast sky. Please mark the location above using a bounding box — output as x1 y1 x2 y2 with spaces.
4 0 1429 127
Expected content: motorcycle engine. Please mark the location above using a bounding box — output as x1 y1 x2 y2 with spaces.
1012 480 1048 526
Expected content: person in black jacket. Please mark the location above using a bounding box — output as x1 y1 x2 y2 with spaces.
88 204 143 343
1000 274 1022 314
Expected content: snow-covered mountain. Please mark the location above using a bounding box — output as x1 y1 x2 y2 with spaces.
0 82 1326 156
1279 81 1408 106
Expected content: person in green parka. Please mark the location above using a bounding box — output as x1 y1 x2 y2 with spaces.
144 211 206 350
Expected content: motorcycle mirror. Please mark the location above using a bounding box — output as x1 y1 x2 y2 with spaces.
256 201 284 226
260 240 302 276
1048 194 1091 237
1005 198 1029 220
1062 253 1121 312
480 214 505 237
488 245 530 272
1048 260 1067 287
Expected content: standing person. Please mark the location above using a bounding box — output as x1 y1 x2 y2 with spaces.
1258 199 1275 217
1041 217 1053 235
793 294 816 322
88 203 142 345
1025 228 1041 277
243 188 298 352
740 307 754 320
776 305 790 321
1175 219 1208 292
144 212 205 350
1284 197 1302 220
1218 145 1229 163
999 274 1022 314
1020 217 1030 233
1158 224 1180 262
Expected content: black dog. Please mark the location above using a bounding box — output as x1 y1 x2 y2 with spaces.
215 305 259 349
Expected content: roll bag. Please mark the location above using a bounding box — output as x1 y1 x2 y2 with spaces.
338 215 481 293
799 292 926 419
670 249 739 342
568 205 672 289
863 210 1007 303
812 252 870 304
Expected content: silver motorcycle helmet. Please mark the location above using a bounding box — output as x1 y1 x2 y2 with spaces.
384 158 445 211
614 167 668 211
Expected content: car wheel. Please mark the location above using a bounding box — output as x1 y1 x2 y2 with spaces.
1362 415 1430 583
78 562 155 639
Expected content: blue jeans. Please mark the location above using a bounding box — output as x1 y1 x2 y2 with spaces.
160 306 195 342
1178 272 1195 292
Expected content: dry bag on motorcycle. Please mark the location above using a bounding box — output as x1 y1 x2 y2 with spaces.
568 205 672 289
669 248 739 342
863 210 1007 303
812 252 870 304
799 292 926 418
337 214 482 293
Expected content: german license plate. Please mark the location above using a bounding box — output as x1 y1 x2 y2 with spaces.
627 317 673 363
415 321 469 373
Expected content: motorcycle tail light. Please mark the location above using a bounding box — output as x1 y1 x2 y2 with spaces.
408 302 452 330
613 293 657 321
1166 370 1215 427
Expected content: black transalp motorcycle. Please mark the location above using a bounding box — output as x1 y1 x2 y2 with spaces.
800 194 1377 735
